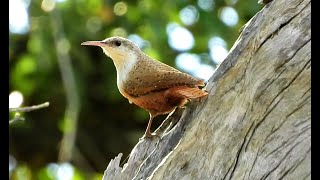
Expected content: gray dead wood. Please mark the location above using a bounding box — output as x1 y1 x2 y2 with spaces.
103 0 311 179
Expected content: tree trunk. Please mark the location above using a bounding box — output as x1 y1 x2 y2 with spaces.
103 0 311 179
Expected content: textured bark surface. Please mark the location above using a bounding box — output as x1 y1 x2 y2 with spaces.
103 0 311 179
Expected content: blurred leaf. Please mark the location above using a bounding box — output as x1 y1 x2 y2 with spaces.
11 164 32 180
10 54 37 96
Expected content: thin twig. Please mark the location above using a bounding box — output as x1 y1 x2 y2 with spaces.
9 102 50 113
9 113 25 125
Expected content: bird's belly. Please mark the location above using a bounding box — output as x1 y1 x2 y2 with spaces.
129 90 188 116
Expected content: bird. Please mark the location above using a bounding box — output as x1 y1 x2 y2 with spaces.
81 36 208 138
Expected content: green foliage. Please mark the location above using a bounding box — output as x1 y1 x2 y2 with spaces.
9 0 262 178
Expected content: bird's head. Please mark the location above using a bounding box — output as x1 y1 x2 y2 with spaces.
81 36 140 63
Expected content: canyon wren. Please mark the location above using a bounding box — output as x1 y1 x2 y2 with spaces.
81 37 208 138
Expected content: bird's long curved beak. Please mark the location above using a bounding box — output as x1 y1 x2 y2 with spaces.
81 41 105 47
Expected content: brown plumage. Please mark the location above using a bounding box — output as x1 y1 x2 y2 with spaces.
81 37 208 138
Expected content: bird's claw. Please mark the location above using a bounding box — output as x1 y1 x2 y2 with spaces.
140 132 161 140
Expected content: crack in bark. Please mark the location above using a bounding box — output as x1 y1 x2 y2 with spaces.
274 38 310 72
262 117 286 147
258 56 310 120
261 138 305 179
253 67 287 102
217 70 246 100
247 148 260 179
285 95 310 119
300 83 311 99
253 38 310 104
278 147 310 180
256 0 309 53
227 119 254 180
244 121 256 152
293 117 310 128
241 122 258 179
222 164 234 180
262 88 310 147
256 98 284 157
245 97 283 178
244 57 309 177
265 120 310 160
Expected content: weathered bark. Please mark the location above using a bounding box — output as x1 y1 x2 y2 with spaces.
103 0 311 179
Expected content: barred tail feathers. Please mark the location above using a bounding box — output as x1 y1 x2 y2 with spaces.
166 86 208 99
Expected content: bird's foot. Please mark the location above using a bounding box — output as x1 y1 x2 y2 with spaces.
139 132 161 140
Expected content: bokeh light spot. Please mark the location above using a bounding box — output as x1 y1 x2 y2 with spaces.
197 0 214 12
110 27 127 37
9 91 24 108
9 0 30 34
219 7 239 27
179 5 199 26
194 64 215 81
175 53 201 73
86 17 102 34
208 36 227 48
57 163 74 180
128 34 149 49
41 0 56 12
114 2 128 16
166 23 194 51
46 163 74 180
208 36 228 64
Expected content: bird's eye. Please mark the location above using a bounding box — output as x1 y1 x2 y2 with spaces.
114 40 121 46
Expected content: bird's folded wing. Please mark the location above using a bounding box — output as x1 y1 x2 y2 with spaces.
124 69 205 97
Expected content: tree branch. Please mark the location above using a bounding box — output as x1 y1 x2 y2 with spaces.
9 102 50 113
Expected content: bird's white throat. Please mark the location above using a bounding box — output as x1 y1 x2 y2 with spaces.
113 52 138 93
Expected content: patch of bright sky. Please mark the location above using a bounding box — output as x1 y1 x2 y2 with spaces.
219 7 239 27
166 23 194 51
197 0 214 11
9 0 30 34
179 5 199 26
208 36 228 64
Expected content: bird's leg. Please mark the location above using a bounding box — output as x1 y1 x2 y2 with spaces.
154 108 176 134
143 113 154 138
